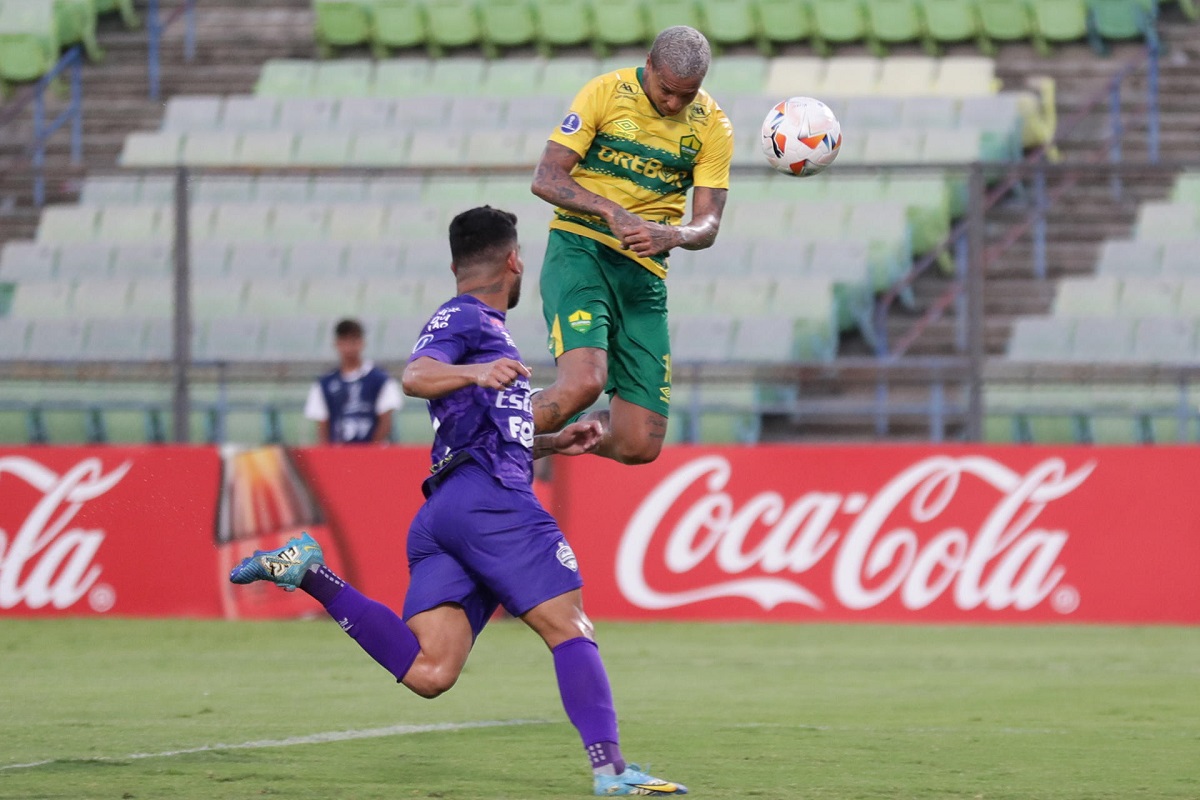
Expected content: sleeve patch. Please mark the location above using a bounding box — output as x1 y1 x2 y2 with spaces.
559 112 582 134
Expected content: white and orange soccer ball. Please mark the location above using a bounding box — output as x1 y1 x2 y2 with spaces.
760 96 842 177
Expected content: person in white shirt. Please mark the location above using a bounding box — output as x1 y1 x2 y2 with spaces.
304 318 402 444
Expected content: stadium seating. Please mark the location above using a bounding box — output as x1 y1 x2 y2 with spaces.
302 0 1160 59
992 176 1200 443
120 54 1046 171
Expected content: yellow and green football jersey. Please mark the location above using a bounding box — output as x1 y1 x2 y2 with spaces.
546 67 734 279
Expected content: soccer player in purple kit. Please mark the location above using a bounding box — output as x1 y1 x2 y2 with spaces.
230 206 688 797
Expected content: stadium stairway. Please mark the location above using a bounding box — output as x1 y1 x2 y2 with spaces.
878 12 1200 365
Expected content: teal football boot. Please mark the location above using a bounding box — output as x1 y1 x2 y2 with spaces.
228 532 324 591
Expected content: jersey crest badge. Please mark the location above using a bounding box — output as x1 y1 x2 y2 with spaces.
556 541 579 572
568 309 593 333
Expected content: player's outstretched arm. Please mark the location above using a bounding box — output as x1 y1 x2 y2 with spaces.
533 420 604 459
402 356 530 400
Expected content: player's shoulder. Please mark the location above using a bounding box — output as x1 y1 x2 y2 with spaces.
317 367 340 385
688 87 731 132
422 297 480 331
580 67 640 101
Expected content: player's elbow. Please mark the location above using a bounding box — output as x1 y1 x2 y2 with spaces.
400 366 425 399
530 172 554 204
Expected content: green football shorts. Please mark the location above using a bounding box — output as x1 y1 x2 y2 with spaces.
538 229 672 419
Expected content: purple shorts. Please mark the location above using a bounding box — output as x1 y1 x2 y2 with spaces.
402 460 584 636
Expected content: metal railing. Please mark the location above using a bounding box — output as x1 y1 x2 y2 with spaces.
0 47 85 207
874 43 1163 361
147 0 198 102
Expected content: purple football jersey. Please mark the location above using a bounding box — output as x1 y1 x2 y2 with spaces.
408 295 534 494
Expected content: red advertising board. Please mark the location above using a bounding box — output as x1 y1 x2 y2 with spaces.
0 448 222 617
555 446 1200 623
2 445 1198 623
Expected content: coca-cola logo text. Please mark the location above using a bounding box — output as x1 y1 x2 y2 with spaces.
0 457 131 611
616 455 1095 614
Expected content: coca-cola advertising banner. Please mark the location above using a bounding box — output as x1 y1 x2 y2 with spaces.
556 447 1200 624
2 446 1198 622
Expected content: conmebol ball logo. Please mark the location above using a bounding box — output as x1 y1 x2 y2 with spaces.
616 455 1095 614
0 456 131 611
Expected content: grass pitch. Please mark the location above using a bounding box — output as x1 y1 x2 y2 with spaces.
0 619 1197 800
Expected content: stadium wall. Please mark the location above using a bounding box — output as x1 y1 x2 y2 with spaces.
1 445 1197 623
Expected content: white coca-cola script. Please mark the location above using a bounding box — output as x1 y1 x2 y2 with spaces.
616 455 1095 613
0 456 131 610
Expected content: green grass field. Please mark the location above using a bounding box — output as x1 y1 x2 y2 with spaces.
1 619 1197 800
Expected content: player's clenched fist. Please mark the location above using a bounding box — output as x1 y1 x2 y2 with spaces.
474 358 531 390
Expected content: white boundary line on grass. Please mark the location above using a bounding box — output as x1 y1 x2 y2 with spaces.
0 718 551 773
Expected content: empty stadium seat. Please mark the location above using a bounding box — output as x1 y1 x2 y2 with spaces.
673 314 737 363
313 0 372 57
1006 316 1073 360
923 0 985 51
1033 0 1090 50
238 132 297 166
228 243 288 278
1087 0 1158 52
1119 279 1179 317
356 4 413 56
222 96 279 130
1053 276 1121 317
1133 317 1194 363
811 0 871 54
978 0 1043 53
0 241 56 280
313 59 374 96
255 60 316 97
1069 316 1134 361
479 0 538 56
163 95 222 132
26 318 87 359
864 0 926 56
0 1 59 93
1096 240 1162 276
1135 202 1198 240
37 205 99 243
731 315 801 362
80 175 143 205
51 242 110 281
1161 241 1200 275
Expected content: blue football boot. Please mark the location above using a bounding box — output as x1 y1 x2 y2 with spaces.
228 532 324 591
594 764 688 796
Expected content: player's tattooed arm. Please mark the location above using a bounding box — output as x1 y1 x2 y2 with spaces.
403 356 530 399
674 186 727 251
532 142 630 224
617 187 727 257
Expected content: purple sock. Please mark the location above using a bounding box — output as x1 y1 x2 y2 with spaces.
552 637 625 775
300 566 420 683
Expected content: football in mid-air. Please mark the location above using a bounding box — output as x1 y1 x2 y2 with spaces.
761 97 842 177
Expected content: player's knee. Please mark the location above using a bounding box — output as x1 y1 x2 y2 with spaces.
557 361 606 409
405 664 459 699
613 435 663 465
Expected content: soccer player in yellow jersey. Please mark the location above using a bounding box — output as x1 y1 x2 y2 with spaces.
530 26 732 464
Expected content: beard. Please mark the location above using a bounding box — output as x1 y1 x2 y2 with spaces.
507 273 522 309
